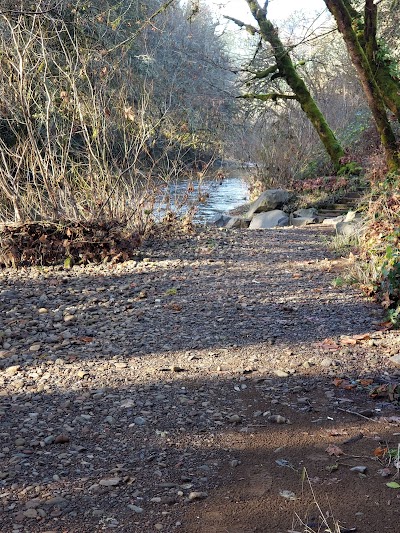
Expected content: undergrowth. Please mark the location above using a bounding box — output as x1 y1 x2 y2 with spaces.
344 176 400 327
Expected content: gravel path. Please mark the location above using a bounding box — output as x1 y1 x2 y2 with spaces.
1 225 399 532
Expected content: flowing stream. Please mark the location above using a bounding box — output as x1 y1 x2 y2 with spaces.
159 168 250 223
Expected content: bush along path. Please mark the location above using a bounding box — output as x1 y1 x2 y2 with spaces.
0 224 399 533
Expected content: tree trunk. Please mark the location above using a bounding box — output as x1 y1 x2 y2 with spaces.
325 0 399 171
363 0 400 121
244 1 344 170
340 0 400 120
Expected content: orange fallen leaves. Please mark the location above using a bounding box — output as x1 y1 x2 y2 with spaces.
332 378 356 390
319 338 339 350
164 303 182 312
340 333 371 345
373 446 388 457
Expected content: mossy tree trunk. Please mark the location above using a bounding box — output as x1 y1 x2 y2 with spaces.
325 0 399 172
242 1 345 171
342 0 400 121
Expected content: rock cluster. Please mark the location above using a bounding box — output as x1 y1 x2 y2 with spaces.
211 190 318 229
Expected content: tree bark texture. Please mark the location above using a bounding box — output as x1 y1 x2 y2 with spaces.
325 0 399 171
244 0 345 170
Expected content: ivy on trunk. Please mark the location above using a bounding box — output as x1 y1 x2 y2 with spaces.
230 1 345 171
325 0 400 172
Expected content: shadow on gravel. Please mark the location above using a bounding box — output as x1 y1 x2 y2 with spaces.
1 270 382 372
0 367 399 532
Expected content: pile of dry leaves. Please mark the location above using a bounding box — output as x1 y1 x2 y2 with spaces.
0 221 142 267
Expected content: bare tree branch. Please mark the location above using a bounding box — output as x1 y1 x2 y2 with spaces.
224 15 259 35
239 92 298 102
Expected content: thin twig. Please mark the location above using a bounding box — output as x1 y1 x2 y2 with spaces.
337 407 381 422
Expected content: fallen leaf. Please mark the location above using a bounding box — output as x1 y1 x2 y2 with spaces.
386 481 400 489
378 321 394 330
381 292 393 309
332 378 356 390
325 444 344 457
358 379 374 387
320 338 339 350
78 336 94 343
352 333 371 341
341 336 358 346
373 446 388 457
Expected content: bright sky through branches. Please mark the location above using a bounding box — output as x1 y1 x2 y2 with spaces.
214 0 326 23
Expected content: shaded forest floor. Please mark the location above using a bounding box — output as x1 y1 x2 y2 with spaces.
0 225 399 532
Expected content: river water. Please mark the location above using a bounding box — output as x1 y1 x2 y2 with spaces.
158 168 250 223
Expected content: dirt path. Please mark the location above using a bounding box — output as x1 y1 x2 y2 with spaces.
0 225 399 533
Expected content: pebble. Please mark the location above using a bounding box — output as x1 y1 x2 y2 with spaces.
128 505 144 513
23 508 38 518
274 370 289 377
99 478 121 486
350 466 367 474
268 415 288 424
5 365 20 375
54 434 70 444
390 354 400 367
188 491 208 501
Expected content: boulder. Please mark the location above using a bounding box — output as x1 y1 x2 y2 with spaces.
249 210 289 229
292 207 318 218
322 215 345 226
344 210 357 222
246 189 291 218
225 217 251 229
210 214 250 229
210 213 231 227
291 216 318 227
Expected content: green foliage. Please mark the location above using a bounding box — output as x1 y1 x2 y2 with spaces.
378 234 400 326
375 38 400 79
337 161 363 176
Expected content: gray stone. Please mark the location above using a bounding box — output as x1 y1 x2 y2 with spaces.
322 216 344 226
225 216 251 229
246 189 291 218
99 477 120 487
23 508 38 518
210 213 231 227
249 210 289 229
293 208 318 218
344 210 357 222
290 216 318 227
390 354 400 367
350 465 367 474
128 505 144 513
